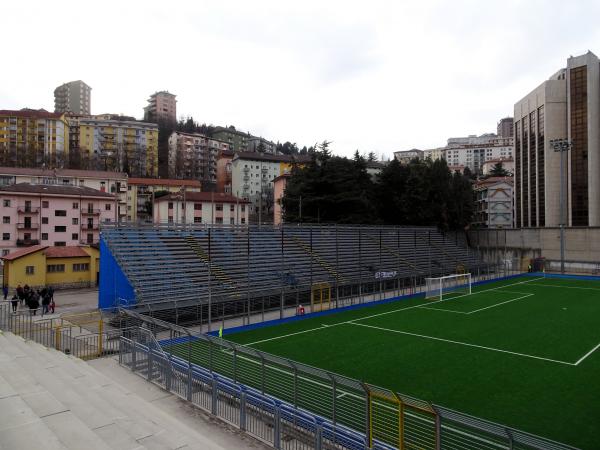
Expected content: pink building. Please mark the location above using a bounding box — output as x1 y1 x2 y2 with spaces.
216 149 234 193
154 192 249 225
273 173 290 225
0 183 115 256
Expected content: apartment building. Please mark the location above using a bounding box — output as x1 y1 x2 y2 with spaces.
247 136 276 154
497 117 514 138
422 147 445 161
514 51 600 227
445 134 513 174
0 184 115 255
212 126 251 153
54 80 91 115
0 109 69 168
273 173 290 225
126 177 201 222
231 152 310 220
394 149 424 164
0 167 127 220
216 149 234 193
78 117 159 177
167 131 229 187
153 192 249 225
144 91 177 125
473 177 514 229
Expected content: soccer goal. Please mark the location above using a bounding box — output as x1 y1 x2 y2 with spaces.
425 273 472 300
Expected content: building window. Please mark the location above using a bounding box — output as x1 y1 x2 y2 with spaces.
241 218 246 224
230 204 235 212
3 199 10 207
42 201 49 208
55 210 66 216
1 250 8 256
47 264 65 273
42 217 49 224
168 216 173 223
168 202 173 209
2 233 9 241
105 203 111 211
72 233 79 240
230 218 235 224
55 226 66 232
42 233 48 240
215 217 223 224
72 218 78 225
2 216 9 224
54 242 66 247
72 202 79 209
25 266 34 275
194 217 202 223
216 204 223 211
194 203 202 210
73 263 89 272
241 205 245 212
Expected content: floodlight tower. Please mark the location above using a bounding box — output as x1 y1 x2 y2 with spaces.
549 138 572 274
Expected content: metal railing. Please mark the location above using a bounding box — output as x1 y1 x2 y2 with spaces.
115 310 577 450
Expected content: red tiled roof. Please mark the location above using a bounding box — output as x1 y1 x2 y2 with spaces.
0 245 47 261
156 191 250 204
0 166 127 180
44 247 90 258
128 177 202 187
0 109 65 120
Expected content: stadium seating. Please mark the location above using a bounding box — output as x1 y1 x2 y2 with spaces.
102 225 484 310
0 330 236 450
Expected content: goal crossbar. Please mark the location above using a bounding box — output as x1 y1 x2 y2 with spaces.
425 273 472 301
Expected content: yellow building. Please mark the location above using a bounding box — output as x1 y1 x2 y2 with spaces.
1 245 99 291
79 117 158 177
0 109 69 167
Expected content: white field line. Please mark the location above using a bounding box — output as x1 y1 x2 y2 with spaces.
527 283 600 291
574 341 600 365
349 322 575 366
244 277 545 347
417 306 469 314
465 293 534 314
436 277 544 302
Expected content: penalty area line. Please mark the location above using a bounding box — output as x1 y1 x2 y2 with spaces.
348 322 575 366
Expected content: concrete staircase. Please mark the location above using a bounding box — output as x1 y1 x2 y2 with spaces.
0 330 257 450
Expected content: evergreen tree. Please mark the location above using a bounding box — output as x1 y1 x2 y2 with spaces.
489 161 509 177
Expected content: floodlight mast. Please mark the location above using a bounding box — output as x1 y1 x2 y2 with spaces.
549 138 572 274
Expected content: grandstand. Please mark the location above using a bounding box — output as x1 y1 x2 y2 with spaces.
99 224 496 328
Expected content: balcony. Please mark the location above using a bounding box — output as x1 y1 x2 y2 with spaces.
17 206 40 214
16 239 40 247
82 224 100 230
81 209 101 215
16 222 39 230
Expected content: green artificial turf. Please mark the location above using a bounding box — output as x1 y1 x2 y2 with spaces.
165 275 600 449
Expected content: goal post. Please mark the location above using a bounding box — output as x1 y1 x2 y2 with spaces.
425 273 472 300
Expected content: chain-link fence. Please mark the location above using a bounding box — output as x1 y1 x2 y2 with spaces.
115 309 577 450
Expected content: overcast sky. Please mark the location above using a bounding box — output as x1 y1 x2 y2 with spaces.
2 1 600 159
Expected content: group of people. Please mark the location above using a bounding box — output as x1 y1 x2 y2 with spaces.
3 284 55 315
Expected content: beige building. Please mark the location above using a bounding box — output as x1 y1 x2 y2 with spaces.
167 131 229 187
445 134 513 174
394 149 423 164
473 177 514 229
0 167 127 221
126 177 201 222
497 117 514 138
54 80 91 115
144 91 177 125
514 51 600 227
422 147 445 161
153 192 249 225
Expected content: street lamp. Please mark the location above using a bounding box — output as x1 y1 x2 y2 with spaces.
549 138 572 274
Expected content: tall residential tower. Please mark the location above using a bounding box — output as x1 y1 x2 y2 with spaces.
54 80 91 115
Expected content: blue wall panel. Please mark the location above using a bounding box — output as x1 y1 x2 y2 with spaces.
98 238 136 309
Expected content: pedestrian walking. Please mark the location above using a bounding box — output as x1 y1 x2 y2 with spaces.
41 292 51 316
10 295 18 313
16 284 24 305
2 285 8 300
29 292 39 316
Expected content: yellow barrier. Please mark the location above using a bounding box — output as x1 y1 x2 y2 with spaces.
310 282 331 312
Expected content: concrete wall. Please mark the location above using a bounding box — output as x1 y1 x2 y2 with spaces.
469 227 600 272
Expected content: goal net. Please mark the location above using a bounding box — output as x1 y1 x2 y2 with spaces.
425 273 472 300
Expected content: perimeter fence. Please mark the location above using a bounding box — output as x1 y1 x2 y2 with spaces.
115 308 578 450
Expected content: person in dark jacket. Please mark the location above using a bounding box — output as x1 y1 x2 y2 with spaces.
16 284 24 305
41 291 51 316
29 292 39 316
10 294 19 313
2 285 8 300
